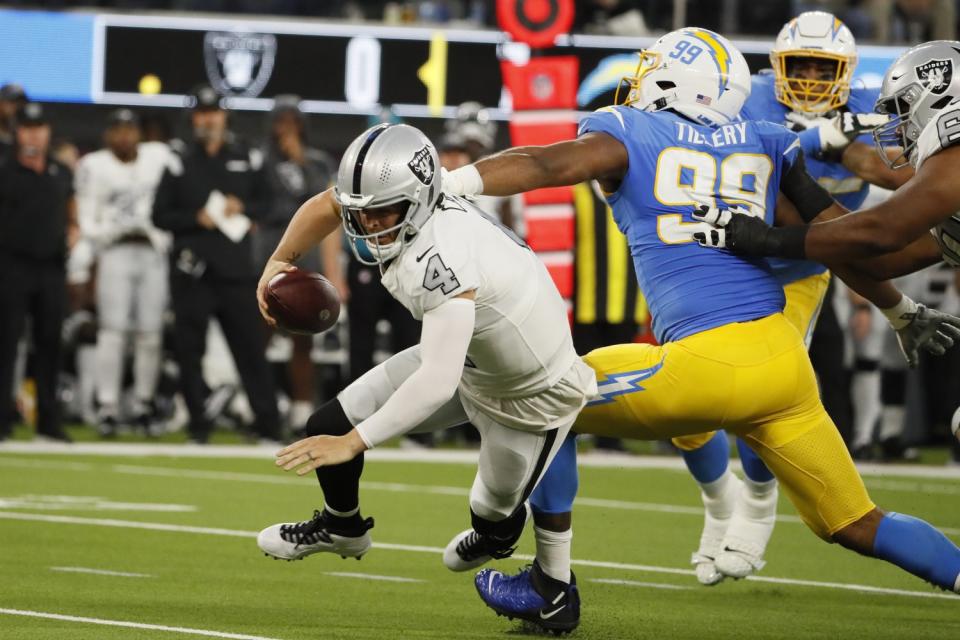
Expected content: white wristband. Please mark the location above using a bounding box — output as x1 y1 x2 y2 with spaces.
880 295 919 330
447 164 484 197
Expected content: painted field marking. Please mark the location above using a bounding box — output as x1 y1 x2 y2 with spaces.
324 571 424 583
0 511 955 601
589 578 690 590
0 608 284 640
0 494 196 513
50 566 153 578
3 458 958 536
2 442 959 479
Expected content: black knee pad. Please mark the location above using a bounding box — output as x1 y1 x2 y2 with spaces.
304 399 354 437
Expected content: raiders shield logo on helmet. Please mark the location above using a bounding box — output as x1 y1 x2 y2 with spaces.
203 31 277 97
915 58 953 95
407 146 435 185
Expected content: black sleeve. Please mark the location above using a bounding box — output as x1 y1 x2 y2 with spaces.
779 149 835 223
243 157 273 222
152 166 200 233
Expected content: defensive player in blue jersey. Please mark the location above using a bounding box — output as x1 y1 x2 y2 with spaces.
671 11 916 587
443 28 960 633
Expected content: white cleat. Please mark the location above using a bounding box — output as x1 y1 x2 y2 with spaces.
691 473 743 586
257 509 374 562
715 480 778 579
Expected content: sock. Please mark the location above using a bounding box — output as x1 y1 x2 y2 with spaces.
700 469 733 501
133 331 162 401
94 329 126 408
742 476 778 507
530 433 578 515
680 431 729 484
850 359 881 448
736 438 775 483
873 512 960 592
534 525 572 583
305 399 364 514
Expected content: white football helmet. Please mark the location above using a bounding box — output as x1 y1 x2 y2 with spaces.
616 27 750 126
873 40 960 168
335 124 442 265
770 11 858 114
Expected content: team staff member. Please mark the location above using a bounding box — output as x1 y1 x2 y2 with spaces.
0 103 72 442
153 86 281 444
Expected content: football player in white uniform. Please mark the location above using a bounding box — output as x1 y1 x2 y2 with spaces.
254 125 595 619
693 40 960 440
74 109 172 436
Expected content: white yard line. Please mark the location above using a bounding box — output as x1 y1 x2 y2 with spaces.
0 608 284 640
2 442 959 479
323 571 424 583
50 566 153 578
1 511 954 601
589 578 690 590
2 459 958 536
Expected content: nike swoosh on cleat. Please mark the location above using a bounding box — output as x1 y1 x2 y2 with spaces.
539 605 566 620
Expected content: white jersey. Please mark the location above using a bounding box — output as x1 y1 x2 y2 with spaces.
914 103 960 266
380 195 595 430
74 142 173 253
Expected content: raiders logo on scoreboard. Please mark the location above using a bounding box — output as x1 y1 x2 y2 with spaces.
407 146 435 185
915 58 953 95
203 31 277 97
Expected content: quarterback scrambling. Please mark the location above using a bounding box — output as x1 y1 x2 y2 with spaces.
254 124 594 633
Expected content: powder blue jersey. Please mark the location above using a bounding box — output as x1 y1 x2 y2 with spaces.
741 71 880 284
578 106 801 343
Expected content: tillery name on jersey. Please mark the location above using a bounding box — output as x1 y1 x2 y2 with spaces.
673 121 749 148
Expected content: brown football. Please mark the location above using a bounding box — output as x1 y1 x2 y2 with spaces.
265 269 341 335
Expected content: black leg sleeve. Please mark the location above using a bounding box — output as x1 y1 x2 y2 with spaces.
305 398 364 513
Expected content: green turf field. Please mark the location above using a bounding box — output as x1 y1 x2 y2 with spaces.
0 450 958 639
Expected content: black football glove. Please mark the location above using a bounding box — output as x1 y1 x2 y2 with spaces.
692 205 808 259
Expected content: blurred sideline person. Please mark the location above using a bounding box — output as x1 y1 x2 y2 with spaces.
255 95 342 430
74 109 173 437
153 85 281 444
0 103 72 442
0 83 27 154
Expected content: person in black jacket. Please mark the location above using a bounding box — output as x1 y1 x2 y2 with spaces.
0 103 72 442
153 86 280 443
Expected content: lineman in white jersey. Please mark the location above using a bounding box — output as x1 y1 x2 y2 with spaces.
255 124 596 577
73 109 172 436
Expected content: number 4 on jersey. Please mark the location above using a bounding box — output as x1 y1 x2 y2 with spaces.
422 254 460 294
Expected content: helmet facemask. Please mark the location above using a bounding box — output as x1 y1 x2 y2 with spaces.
873 83 932 169
615 50 664 107
339 193 417 267
772 51 853 114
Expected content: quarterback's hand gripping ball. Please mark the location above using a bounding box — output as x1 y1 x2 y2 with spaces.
265 268 341 335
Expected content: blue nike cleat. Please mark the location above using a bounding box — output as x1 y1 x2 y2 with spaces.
475 561 580 634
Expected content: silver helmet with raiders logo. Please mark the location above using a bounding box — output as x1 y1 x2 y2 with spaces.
335 124 442 265
874 40 960 168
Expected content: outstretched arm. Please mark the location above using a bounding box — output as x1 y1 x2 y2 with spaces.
445 132 629 197
841 142 914 191
275 292 476 473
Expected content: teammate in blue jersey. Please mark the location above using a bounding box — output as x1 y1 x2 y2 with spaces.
444 28 960 634
671 11 916 587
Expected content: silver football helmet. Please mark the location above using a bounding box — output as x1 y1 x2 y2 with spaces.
335 124 442 265
874 40 960 168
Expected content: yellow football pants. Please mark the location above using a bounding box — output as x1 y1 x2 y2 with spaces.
673 271 830 453
576 287 874 539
